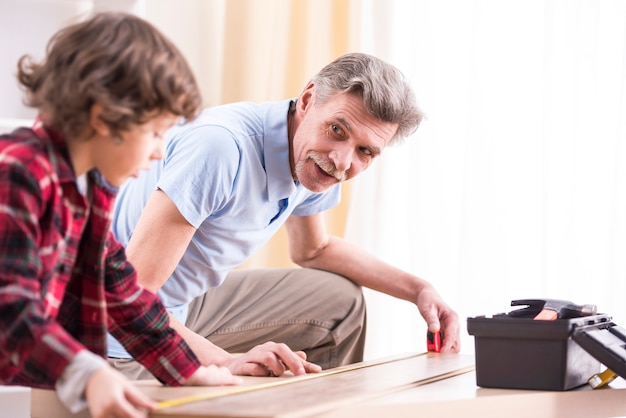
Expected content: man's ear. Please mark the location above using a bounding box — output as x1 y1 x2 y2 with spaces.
88 103 110 137
299 83 316 112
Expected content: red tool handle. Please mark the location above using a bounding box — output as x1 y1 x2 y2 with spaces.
427 330 441 352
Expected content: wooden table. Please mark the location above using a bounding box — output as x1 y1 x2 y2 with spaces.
30 352 626 418
323 367 626 418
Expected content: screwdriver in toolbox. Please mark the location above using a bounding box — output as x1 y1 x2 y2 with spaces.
588 368 618 389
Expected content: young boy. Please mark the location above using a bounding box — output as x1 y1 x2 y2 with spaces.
0 11 241 418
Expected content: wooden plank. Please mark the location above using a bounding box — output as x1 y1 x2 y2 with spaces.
31 389 89 418
30 353 475 418
152 352 423 409
317 385 626 418
148 353 475 418
32 351 625 418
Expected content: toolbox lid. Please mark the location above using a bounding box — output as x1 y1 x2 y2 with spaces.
572 321 626 381
467 313 612 340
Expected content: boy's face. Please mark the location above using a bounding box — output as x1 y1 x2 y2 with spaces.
95 112 177 187
290 87 398 193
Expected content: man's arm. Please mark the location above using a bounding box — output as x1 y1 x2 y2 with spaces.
123 188 246 366
284 213 461 353
124 189 196 294
124 189 321 375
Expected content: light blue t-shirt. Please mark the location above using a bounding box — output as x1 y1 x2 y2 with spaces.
107 100 341 357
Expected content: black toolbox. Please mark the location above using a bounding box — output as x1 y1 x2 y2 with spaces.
467 299 626 391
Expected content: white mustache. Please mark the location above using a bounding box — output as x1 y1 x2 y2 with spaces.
308 152 347 181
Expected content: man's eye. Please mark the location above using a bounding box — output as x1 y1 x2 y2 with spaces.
360 147 373 156
331 124 344 136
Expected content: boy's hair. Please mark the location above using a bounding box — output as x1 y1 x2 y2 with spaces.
308 52 423 146
17 11 201 140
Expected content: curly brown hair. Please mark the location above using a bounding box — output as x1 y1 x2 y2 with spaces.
17 11 202 140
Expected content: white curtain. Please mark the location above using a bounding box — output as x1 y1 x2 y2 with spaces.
348 0 626 359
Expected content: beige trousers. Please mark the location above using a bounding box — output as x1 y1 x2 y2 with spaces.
110 268 366 380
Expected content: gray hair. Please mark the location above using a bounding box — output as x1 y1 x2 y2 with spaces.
307 52 423 145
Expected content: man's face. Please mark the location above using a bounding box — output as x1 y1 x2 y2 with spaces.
291 86 398 193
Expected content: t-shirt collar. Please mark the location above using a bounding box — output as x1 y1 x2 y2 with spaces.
263 99 298 202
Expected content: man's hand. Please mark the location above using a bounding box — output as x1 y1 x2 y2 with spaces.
85 366 156 418
416 285 461 353
223 342 322 377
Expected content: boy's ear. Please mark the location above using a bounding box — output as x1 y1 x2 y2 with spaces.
88 103 110 137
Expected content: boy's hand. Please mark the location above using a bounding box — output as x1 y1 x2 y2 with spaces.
85 366 155 418
184 364 243 386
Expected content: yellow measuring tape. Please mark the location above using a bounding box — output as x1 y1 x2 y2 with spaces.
155 353 424 410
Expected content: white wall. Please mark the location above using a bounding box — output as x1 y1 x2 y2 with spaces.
0 0 143 124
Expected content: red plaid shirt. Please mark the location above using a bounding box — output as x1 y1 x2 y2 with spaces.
0 120 200 388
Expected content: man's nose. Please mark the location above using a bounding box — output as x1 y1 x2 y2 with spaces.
329 147 352 172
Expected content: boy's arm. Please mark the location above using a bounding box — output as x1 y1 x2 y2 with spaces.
104 229 201 385
0 155 86 387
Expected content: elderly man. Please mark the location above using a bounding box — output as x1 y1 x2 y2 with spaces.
108 52 461 379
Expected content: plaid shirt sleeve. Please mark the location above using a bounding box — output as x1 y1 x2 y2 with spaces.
103 231 201 385
0 136 86 387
